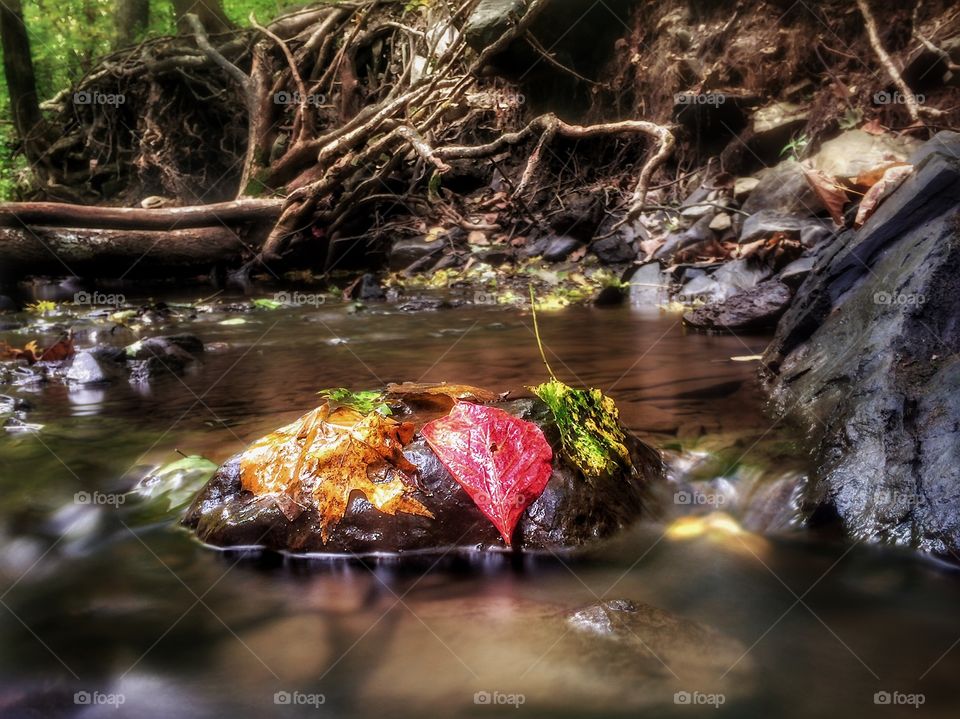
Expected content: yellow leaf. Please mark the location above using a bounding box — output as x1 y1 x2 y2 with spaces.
238 404 432 542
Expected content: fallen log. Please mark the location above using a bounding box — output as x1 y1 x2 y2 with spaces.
0 199 283 231
0 225 260 278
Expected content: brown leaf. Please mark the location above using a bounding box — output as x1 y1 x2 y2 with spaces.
852 161 911 190
801 163 848 225
238 404 431 541
385 382 497 413
0 336 74 364
855 164 913 228
860 118 887 136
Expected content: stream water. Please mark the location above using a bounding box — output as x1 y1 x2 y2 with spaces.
1 293 958 718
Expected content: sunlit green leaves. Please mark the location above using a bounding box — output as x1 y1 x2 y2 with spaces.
530 378 632 481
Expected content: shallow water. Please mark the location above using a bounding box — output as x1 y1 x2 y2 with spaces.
1 294 958 718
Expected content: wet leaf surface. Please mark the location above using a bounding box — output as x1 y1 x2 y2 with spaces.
421 402 553 545
239 404 432 542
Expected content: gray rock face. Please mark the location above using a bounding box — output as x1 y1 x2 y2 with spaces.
762 131 960 558
183 398 663 554
388 237 444 272
739 211 831 245
463 0 526 49
740 159 825 217
684 279 792 332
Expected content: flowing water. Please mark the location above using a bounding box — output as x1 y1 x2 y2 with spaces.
1 292 958 718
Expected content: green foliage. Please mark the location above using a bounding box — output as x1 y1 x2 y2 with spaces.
0 0 300 199
251 297 283 310
780 133 810 161
318 387 392 416
530 378 632 481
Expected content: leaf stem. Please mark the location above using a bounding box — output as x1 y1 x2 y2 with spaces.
529 284 556 380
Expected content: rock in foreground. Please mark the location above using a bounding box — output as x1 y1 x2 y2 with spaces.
183 397 662 554
763 131 960 557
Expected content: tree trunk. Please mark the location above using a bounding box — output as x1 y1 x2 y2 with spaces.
115 0 149 49
0 0 46 163
172 0 234 35
0 225 257 278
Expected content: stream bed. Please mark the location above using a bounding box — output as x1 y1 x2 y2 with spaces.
1 294 958 718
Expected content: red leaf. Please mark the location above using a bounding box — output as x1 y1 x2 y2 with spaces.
421 402 553 546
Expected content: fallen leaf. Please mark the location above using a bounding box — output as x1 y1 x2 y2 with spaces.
0 335 75 364
239 404 431 541
860 118 887 136
385 382 497 412
853 161 911 190
467 230 489 246
801 163 848 225
318 387 390 415
855 164 913 227
421 402 553 545
530 378 632 481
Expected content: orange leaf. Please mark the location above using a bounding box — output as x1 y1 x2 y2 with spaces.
855 165 913 228
238 404 431 542
852 161 911 190
801 163 848 226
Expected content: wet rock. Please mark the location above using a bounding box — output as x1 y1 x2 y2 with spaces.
778 255 816 288
542 235 583 262
388 237 444 272
593 285 625 306
810 129 920 180
740 159 824 217
733 176 759 198
472 246 512 266
463 0 525 49
653 214 715 260
358 273 386 301
590 233 636 264
183 398 663 554
763 131 960 558
66 352 114 385
709 212 733 232
739 210 831 245
683 279 792 332
712 258 773 292
628 263 669 308
363 596 752 712
126 334 204 383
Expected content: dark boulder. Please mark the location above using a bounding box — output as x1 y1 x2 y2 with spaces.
183 398 663 554
762 131 960 558
684 279 792 332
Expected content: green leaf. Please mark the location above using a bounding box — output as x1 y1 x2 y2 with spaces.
318 387 392 416
530 378 632 481
129 454 218 516
251 298 284 310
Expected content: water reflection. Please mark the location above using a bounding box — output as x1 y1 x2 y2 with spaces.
1 295 958 718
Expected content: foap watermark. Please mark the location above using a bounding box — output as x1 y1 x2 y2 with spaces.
74 290 125 306
75 490 125 507
274 691 326 708
873 291 926 306
492 90 526 108
274 91 328 107
473 290 500 305
74 691 126 708
674 490 726 508
74 90 125 106
874 690 925 708
675 92 726 107
874 91 925 106
474 690 526 708
274 291 326 307
674 691 726 708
